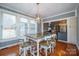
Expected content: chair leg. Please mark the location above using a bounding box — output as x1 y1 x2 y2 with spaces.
24 48 26 56
45 49 47 56
30 47 31 53
50 48 51 53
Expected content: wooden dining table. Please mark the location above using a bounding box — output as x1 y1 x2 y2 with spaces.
25 34 56 56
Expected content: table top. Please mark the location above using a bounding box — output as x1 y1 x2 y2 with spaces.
26 34 56 42
26 35 44 42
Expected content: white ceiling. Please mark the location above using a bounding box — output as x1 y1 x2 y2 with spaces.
0 3 79 19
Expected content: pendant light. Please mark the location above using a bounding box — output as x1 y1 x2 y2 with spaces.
35 3 41 23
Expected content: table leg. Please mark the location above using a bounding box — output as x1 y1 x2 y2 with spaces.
37 42 39 56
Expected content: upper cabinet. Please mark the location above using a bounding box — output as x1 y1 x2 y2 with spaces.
43 20 67 34
43 23 49 35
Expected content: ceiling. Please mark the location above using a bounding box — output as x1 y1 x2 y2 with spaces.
0 3 79 19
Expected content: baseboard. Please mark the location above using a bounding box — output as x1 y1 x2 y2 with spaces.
58 40 76 45
58 40 67 43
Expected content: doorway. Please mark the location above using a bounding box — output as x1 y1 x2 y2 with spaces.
43 20 67 41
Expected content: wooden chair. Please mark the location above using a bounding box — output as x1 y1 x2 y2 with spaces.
39 40 51 56
19 38 32 56
30 40 37 56
50 36 56 53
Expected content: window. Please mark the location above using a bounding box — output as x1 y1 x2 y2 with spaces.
20 18 28 36
20 18 37 36
2 13 16 39
1 11 37 40
29 20 37 35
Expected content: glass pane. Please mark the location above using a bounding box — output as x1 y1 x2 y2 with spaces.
20 23 27 36
29 20 37 35
20 18 28 36
2 13 16 39
3 29 16 39
3 13 16 28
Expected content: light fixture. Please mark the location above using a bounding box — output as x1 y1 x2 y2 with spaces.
35 3 41 23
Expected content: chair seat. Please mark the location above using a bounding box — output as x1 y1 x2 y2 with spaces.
22 42 31 47
51 42 55 46
39 41 51 49
39 41 49 46
40 45 51 49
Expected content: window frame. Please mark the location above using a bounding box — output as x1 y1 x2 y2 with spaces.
2 12 17 40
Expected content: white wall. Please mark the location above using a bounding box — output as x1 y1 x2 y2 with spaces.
67 16 77 44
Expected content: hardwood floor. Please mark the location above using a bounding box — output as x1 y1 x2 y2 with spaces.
40 41 78 56
49 41 78 56
0 41 78 56
0 45 19 56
